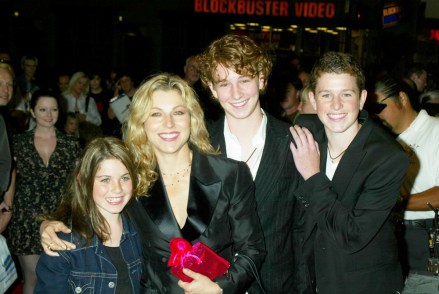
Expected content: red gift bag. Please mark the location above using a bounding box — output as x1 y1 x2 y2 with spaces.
168 238 230 282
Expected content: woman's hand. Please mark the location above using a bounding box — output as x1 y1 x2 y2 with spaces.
40 220 76 256
290 125 320 180
178 268 222 294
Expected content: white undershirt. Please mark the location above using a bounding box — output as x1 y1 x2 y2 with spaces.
223 109 267 180
325 149 339 180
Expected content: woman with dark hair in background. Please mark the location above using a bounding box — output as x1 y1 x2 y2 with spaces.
8 88 80 293
88 71 113 135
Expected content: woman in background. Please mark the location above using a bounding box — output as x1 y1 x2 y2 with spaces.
88 71 114 135
61 71 102 127
9 88 80 293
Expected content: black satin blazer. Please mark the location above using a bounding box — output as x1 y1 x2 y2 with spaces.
126 149 266 294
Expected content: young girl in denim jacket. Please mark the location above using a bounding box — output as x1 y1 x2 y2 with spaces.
35 137 142 293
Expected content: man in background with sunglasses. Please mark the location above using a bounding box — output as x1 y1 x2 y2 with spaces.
373 76 439 278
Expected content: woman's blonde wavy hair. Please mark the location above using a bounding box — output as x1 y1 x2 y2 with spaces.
124 73 218 196
65 71 89 96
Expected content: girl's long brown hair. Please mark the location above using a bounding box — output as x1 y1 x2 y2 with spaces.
41 137 139 245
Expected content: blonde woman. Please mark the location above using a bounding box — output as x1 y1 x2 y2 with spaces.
62 71 102 126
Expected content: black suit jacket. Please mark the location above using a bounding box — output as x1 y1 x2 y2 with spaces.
126 149 266 294
209 112 301 294
294 111 408 294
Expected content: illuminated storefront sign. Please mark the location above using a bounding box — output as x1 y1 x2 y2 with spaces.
383 3 400 27
294 2 335 18
431 29 439 43
194 0 289 16
194 0 338 19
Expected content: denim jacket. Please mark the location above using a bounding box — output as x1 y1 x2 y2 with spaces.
35 214 142 293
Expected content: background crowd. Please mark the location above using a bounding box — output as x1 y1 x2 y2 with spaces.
1 49 438 142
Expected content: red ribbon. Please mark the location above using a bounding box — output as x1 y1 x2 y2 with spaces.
168 238 202 268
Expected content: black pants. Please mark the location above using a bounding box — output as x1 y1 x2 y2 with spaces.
398 219 434 278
